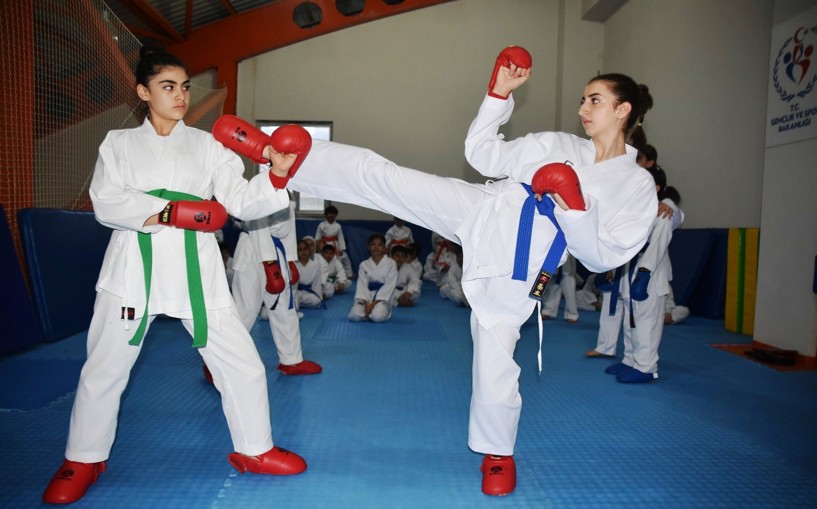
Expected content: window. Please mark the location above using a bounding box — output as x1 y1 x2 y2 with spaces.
256 120 333 215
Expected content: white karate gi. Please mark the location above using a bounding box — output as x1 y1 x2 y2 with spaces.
385 224 414 249
288 94 657 455
316 219 353 278
68 119 291 462
408 258 424 281
391 263 422 306
318 254 350 298
294 258 327 309
595 198 684 373
439 262 468 307
231 201 306 366
349 256 398 322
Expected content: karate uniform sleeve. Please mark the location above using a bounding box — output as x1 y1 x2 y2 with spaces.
556 177 658 274
247 226 276 262
406 271 422 295
464 95 578 182
637 216 673 273
89 132 168 233
334 259 349 284
337 227 347 252
209 138 291 221
662 198 686 231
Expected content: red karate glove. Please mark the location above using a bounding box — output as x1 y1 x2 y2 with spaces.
531 163 586 210
212 114 271 165
288 261 300 285
488 46 532 99
158 200 227 232
267 124 312 189
263 261 286 294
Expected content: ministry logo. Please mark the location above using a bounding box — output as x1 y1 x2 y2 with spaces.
773 26 817 102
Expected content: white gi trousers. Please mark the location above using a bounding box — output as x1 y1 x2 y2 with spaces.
595 282 667 373
66 290 273 462
231 234 304 366
595 290 624 356
622 294 667 374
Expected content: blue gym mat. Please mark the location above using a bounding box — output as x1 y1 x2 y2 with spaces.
1 281 816 508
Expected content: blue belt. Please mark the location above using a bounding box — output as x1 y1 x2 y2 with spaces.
512 184 567 301
368 281 385 300
607 266 624 316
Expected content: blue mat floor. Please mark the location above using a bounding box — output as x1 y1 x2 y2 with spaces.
2 281 816 508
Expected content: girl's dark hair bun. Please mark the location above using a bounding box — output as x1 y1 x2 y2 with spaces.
139 44 165 60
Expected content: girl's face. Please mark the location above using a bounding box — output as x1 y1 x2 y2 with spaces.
578 80 630 139
137 66 190 124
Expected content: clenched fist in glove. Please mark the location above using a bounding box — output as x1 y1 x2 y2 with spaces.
158 200 227 232
212 115 312 189
267 124 312 189
531 163 586 211
263 261 286 294
488 46 532 99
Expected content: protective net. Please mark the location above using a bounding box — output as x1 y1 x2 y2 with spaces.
0 0 226 262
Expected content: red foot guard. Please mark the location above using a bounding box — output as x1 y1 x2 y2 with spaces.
43 460 106 504
480 455 516 496
277 360 322 375
228 446 307 475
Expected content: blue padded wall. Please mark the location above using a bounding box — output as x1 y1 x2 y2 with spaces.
688 228 728 319
668 229 715 307
17 209 111 342
0 205 42 355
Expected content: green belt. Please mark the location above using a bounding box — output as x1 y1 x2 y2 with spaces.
129 189 208 348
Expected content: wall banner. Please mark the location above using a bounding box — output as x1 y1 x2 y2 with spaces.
766 6 817 147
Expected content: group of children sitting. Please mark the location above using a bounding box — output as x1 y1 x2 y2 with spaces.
222 205 469 324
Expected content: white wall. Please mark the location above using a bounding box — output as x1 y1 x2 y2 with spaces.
602 0 772 229
754 0 817 355
238 0 563 219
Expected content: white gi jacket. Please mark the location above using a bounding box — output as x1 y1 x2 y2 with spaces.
385 224 414 247
295 258 327 296
355 257 398 303
460 95 658 329
316 220 347 253
90 119 290 319
395 263 422 297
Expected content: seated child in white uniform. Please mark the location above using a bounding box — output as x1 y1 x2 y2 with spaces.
318 242 350 298
315 204 354 278
407 242 424 281
439 243 469 307
385 216 414 251
390 244 422 307
423 232 450 285
294 239 327 309
349 233 398 322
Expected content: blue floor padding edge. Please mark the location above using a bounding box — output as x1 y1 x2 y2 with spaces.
2 281 816 508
